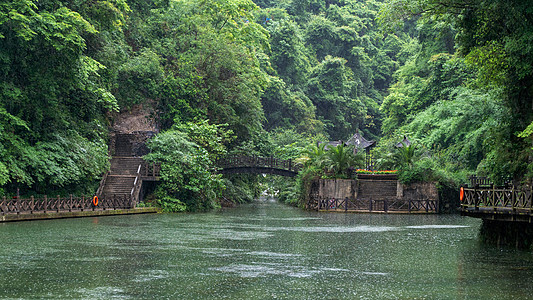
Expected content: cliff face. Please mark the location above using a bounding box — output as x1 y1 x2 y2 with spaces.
111 103 158 134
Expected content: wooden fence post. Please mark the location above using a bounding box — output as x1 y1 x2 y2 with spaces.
512 186 516 212
474 186 478 211
345 197 348 212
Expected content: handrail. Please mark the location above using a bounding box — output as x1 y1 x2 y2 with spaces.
130 164 143 206
141 161 160 178
96 171 110 196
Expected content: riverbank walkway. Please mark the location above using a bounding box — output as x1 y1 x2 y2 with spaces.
0 194 160 222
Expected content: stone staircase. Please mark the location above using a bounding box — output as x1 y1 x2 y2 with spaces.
357 179 398 200
97 134 144 203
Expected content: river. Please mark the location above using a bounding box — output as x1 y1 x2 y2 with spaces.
1 199 533 299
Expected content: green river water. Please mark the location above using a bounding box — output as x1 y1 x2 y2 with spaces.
1 199 533 299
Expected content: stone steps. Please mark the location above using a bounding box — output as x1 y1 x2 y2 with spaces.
358 179 397 200
110 157 144 175
102 175 136 196
99 134 143 198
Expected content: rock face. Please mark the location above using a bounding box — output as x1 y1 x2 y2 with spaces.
110 131 156 157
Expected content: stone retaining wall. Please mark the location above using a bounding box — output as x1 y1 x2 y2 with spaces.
309 176 441 212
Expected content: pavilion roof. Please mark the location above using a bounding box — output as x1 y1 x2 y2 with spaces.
346 131 376 149
395 136 411 148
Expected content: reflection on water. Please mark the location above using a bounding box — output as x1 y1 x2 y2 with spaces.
0 200 533 299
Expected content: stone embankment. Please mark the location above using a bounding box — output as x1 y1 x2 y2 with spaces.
308 175 443 213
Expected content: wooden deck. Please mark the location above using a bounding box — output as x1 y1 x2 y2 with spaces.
460 186 533 222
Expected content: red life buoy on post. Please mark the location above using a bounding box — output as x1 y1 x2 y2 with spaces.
459 187 464 202
93 196 99 206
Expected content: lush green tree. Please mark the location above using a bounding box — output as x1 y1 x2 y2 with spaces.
380 0 533 181
143 0 270 141
261 77 322 133
306 56 366 139
145 122 230 211
268 18 311 85
0 0 118 195
325 144 358 178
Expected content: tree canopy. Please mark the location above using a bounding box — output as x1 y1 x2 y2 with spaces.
1 0 532 207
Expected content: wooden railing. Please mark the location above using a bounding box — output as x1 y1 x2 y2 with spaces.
468 175 514 188
469 175 492 188
0 194 133 215
461 187 533 214
95 170 109 196
312 197 438 213
141 162 161 178
217 155 302 173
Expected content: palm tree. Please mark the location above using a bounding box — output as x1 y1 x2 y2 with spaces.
394 143 416 169
326 144 354 178
302 142 328 169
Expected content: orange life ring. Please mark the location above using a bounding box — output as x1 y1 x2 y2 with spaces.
459 187 464 202
93 196 99 206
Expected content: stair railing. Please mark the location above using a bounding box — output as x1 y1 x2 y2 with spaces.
95 171 110 197
130 164 143 207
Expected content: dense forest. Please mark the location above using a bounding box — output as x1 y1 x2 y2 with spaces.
1 0 532 210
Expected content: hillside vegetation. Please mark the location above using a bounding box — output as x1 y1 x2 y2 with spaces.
1 0 531 209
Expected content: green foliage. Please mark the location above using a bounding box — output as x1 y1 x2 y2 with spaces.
302 142 328 169
379 0 533 182
116 49 163 108
325 144 359 178
221 175 261 204
0 0 120 196
268 18 311 85
174 120 234 161
3 0 531 203
306 56 366 139
145 128 225 212
393 143 416 169
261 77 323 134
140 0 270 140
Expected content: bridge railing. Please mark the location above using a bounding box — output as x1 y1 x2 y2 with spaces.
461 187 533 213
0 194 134 215
217 155 302 173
